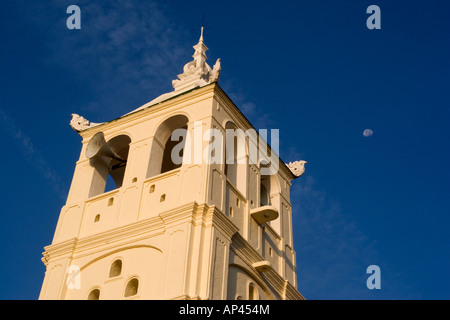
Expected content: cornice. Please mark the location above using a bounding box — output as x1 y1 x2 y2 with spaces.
285 281 306 300
230 232 265 267
78 84 216 141
159 202 200 226
43 202 204 264
75 216 165 253
41 238 78 265
191 203 214 228
210 206 239 241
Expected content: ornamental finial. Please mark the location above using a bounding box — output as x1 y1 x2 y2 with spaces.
200 26 204 42
171 26 221 92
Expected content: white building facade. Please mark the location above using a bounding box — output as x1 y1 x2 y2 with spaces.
39 29 306 300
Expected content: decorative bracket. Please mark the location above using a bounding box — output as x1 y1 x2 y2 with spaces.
286 160 307 178
70 114 102 132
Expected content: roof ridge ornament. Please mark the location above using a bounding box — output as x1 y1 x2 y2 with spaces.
112 26 222 117
172 26 221 92
70 113 102 132
286 160 307 178
199 25 204 42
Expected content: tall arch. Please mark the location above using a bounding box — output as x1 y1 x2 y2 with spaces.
259 159 282 202
89 134 132 197
226 264 273 300
105 135 132 191
258 159 283 235
147 114 189 178
224 121 248 194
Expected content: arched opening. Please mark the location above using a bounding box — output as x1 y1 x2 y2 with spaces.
224 121 249 219
258 160 283 234
160 128 186 173
226 264 272 300
260 182 269 206
124 278 139 297
260 161 271 207
88 133 131 197
87 288 100 300
109 259 122 278
225 122 248 182
147 115 189 178
104 135 132 192
224 122 239 186
248 283 259 300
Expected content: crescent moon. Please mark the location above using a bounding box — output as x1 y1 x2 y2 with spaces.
363 129 373 137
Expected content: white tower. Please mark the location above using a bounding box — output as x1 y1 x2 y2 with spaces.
39 29 306 300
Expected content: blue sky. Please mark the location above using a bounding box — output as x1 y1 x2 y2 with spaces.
0 0 449 300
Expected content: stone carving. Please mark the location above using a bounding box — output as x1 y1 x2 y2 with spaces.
70 114 102 132
286 160 307 177
210 58 221 82
126 27 221 115
172 27 221 92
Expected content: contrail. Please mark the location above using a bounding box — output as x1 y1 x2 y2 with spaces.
0 107 67 201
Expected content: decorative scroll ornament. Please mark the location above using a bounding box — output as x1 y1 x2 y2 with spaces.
286 160 307 178
171 26 221 92
124 27 221 115
70 114 102 132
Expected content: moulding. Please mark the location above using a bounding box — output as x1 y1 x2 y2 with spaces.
78 84 216 140
211 206 239 241
42 238 78 265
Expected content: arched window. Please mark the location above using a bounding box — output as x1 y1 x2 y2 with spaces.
260 182 269 206
124 278 139 297
147 115 189 178
259 161 272 207
259 161 284 234
248 283 259 300
104 135 132 192
224 121 248 192
224 122 239 186
88 133 131 197
109 259 122 278
160 126 187 173
87 288 100 300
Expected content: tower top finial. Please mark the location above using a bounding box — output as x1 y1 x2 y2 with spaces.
170 25 221 92
200 26 204 42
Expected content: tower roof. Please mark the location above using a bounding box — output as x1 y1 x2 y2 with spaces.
172 26 221 92
126 27 221 114
70 27 221 129
68 30 305 181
